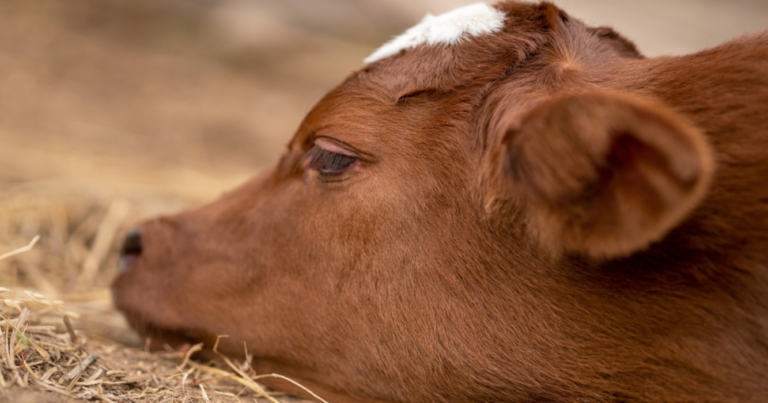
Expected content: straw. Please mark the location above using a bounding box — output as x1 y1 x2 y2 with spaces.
0 235 40 261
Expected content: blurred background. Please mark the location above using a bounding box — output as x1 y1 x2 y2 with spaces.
0 0 767 338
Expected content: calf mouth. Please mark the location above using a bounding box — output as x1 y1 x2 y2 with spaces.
120 309 211 353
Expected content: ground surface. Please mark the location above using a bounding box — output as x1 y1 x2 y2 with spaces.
1 0 766 402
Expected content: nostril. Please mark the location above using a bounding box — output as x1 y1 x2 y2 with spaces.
121 229 143 256
118 229 143 273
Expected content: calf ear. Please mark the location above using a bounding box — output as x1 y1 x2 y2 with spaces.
503 92 714 258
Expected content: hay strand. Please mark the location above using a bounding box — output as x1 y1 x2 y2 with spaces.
78 200 129 287
0 235 40 261
252 374 332 403
65 353 99 381
63 315 77 343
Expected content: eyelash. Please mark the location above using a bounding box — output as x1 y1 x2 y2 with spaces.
306 145 357 177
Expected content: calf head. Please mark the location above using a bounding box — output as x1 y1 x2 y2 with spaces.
112 2 768 402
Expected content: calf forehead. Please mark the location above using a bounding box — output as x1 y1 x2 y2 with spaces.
361 3 511 97
355 2 559 102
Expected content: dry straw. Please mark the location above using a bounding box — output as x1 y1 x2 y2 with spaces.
0 197 318 402
0 235 40 262
0 286 319 403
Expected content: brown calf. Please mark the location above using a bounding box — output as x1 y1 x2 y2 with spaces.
112 2 768 402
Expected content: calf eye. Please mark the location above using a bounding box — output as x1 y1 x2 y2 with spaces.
306 146 357 177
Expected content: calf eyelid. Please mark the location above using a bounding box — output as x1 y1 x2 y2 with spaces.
313 137 357 157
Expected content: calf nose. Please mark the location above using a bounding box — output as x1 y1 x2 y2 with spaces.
118 229 143 273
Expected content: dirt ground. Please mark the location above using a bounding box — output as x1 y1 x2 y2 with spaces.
1 0 766 402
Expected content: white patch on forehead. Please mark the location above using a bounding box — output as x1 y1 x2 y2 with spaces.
364 3 506 64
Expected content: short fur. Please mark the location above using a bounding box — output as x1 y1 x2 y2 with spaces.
113 2 768 402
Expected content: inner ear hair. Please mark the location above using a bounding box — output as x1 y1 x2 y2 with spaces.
504 91 714 259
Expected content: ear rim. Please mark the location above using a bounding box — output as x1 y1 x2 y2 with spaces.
499 91 715 259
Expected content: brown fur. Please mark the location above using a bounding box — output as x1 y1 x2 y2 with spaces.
112 2 768 402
